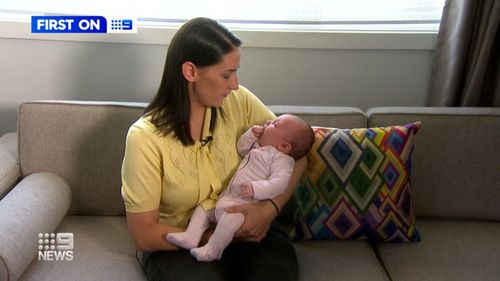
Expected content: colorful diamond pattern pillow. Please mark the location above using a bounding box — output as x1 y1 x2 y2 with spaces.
294 122 421 242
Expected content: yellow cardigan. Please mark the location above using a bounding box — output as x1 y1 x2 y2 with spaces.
121 86 276 227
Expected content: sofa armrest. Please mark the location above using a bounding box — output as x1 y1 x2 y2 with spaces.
0 133 18 160
0 172 71 281
0 133 20 199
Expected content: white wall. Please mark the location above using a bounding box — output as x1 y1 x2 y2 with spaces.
0 37 433 134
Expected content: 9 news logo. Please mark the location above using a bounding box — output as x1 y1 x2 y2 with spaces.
31 16 137 33
110 19 133 31
38 232 74 261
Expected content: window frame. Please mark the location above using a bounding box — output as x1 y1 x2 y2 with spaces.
0 19 437 50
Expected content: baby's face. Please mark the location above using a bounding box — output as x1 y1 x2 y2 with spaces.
259 115 298 149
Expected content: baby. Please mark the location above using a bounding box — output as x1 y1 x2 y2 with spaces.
167 114 314 262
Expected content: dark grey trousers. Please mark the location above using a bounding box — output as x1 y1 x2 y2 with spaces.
139 221 298 281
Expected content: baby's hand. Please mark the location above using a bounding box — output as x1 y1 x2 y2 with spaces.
239 183 254 199
251 126 264 138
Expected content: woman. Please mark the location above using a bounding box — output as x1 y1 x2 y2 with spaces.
121 17 306 281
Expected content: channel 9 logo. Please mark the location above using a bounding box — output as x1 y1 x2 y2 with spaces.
38 232 74 261
110 19 133 31
31 15 137 33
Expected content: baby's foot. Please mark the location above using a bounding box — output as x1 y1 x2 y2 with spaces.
166 232 198 249
190 244 223 262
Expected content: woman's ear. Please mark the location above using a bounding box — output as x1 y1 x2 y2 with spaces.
278 142 292 155
181 61 197 82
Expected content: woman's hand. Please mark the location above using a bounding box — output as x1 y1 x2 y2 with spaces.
225 200 277 242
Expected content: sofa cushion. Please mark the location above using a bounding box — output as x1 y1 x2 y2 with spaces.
375 219 500 281
18 101 147 215
294 123 420 242
367 107 500 220
269 106 367 128
295 240 389 281
20 215 146 281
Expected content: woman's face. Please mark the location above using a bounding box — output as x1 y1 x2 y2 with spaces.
190 48 241 108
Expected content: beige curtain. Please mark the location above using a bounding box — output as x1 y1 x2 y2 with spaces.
427 0 500 106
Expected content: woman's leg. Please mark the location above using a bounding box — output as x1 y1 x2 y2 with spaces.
224 221 298 281
139 220 297 281
140 250 230 281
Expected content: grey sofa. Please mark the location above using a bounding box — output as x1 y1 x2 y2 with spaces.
0 101 499 281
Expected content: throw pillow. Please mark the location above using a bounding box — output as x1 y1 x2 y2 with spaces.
294 122 421 242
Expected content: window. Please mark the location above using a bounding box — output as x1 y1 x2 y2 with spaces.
2 0 445 31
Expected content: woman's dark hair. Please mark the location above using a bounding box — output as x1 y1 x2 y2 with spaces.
144 17 242 145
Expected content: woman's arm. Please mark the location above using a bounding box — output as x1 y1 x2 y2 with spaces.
225 156 307 242
127 209 216 252
126 209 183 251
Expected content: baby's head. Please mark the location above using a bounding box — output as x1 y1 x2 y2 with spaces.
259 114 314 159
